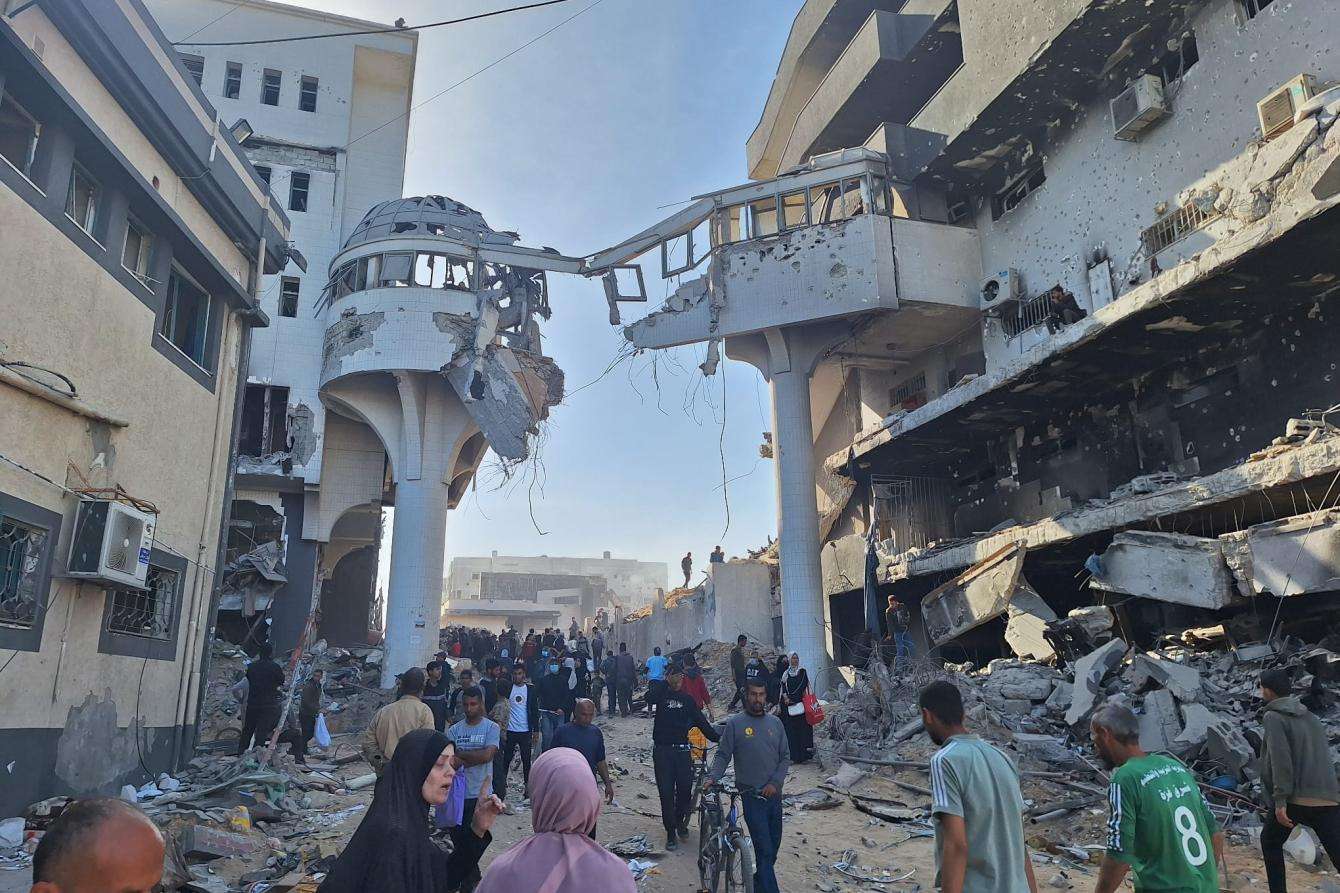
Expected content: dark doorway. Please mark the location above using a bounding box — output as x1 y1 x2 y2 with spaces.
321 546 376 647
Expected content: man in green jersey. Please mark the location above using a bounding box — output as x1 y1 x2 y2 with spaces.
1091 704 1225 893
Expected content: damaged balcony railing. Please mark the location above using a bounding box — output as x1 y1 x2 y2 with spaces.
872 474 954 554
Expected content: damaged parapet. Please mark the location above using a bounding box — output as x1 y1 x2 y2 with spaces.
315 196 584 683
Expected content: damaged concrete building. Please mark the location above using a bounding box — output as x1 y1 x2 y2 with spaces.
588 0 1340 671
141 0 419 667
446 551 670 614
0 0 292 815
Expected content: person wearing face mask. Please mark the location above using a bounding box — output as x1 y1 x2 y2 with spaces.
537 657 576 751
319 728 502 892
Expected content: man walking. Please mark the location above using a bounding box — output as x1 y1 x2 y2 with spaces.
650 662 719 851
645 646 669 717
920 680 1038 893
707 677 788 893
446 685 500 892
592 629 605 664
298 668 323 756
885 596 914 672
537 656 574 751
497 663 539 804
1258 668 1340 892
552 698 616 807
422 660 450 732
361 667 435 776
615 642 636 718
1091 703 1223 893
237 644 285 755
728 634 748 711
681 552 693 587
448 668 476 724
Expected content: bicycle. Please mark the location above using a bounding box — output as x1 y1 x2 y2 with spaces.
696 780 756 893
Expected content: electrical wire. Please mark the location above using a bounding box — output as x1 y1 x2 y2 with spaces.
172 0 572 46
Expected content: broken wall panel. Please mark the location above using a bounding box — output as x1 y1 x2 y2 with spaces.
1089 530 1239 609
921 542 1026 645
1220 508 1340 598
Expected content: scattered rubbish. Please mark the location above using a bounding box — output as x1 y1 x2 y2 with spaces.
607 833 653 857
0 817 23 848
626 858 657 880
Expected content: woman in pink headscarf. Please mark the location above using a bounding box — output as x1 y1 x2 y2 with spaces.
475 747 635 893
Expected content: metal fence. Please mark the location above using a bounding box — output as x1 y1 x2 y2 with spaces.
871 475 955 555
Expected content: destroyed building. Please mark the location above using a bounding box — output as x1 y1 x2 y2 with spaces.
445 550 670 619
0 0 292 815
142 0 419 662
586 0 1340 670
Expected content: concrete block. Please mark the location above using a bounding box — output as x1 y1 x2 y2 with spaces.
922 543 1025 645
1065 638 1129 727
1205 719 1254 780
1044 681 1073 714
1090 531 1239 609
1176 703 1216 751
1013 732 1078 766
1245 118 1319 191
1138 689 1183 754
1003 584 1058 661
1220 509 1340 598
1130 654 1202 703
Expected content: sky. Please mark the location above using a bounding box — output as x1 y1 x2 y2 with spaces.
278 0 805 587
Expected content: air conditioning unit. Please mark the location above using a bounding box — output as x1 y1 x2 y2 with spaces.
1258 74 1318 140
979 269 1021 314
68 500 156 589
1111 74 1169 141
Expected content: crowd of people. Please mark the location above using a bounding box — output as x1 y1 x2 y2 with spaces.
27 620 1340 893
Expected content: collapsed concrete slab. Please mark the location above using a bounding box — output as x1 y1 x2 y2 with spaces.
1003 585 1059 662
1220 508 1340 598
1065 638 1129 727
922 543 1028 645
1129 653 1202 703
1139 689 1184 755
1089 531 1239 609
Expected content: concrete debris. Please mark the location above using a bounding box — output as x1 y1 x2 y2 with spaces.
1003 585 1059 661
1129 653 1202 702
1138 689 1183 755
217 541 287 615
1090 531 1239 610
1064 638 1129 727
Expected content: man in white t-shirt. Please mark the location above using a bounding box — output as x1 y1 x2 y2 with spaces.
497 663 539 803
447 685 500 890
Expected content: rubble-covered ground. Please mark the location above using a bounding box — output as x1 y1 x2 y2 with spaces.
3 633 1338 891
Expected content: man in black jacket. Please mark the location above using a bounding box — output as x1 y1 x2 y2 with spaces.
496 663 540 804
422 660 450 732
238 643 285 755
650 662 720 851
728 634 748 711
536 658 575 751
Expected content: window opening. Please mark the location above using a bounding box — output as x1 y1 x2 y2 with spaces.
288 171 309 212
239 384 290 457
279 276 300 317
262 69 281 106
254 165 270 188
122 218 153 285
179 53 204 86
0 92 41 176
1242 0 1275 19
780 190 808 230
66 163 100 235
0 516 47 629
809 181 843 224
107 566 177 640
379 252 414 287
748 196 778 239
161 268 211 366
840 179 865 217
224 61 242 99
299 76 318 112
1159 33 1199 86
991 163 1047 220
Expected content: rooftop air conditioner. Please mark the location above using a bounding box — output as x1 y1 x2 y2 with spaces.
980 269 1021 314
1111 74 1169 141
68 500 156 589
1258 74 1318 140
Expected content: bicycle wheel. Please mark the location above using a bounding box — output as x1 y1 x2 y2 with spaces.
697 814 717 890
723 830 756 893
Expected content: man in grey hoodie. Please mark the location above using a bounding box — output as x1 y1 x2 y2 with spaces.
1259 668 1340 893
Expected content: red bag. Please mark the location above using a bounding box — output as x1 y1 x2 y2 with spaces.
803 692 825 726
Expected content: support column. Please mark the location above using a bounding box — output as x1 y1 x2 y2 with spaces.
770 363 829 680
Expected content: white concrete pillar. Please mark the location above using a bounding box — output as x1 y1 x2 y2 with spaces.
383 470 450 686
770 363 829 679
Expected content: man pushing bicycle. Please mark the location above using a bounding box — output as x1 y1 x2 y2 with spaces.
705 676 790 893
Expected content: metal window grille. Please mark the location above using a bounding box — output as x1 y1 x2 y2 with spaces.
0 516 46 628
1141 201 1220 256
1003 292 1052 339
107 566 177 640
892 372 927 406
872 475 954 555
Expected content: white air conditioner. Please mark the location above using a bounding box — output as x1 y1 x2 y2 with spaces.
68 500 156 589
1258 74 1318 140
979 269 1021 314
1111 74 1169 141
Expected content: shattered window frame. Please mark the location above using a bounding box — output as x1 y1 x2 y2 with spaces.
65 162 100 238
299 76 319 113
121 216 153 287
224 61 243 99
0 515 46 630
378 252 414 287
839 178 865 218
254 164 271 190
0 91 42 178
0 492 60 652
808 181 844 225
179 53 205 87
991 163 1047 221
98 548 185 660
1241 0 1275 19
748 195 779 239
279 276 300 317
160 265 212 368
780 189 808 231
261 69 282 106
288 171 310 213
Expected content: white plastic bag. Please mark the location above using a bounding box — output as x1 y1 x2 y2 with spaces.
314 712 332 748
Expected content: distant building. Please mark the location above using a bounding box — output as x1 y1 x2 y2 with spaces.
447 552 669 614
0 0 290 815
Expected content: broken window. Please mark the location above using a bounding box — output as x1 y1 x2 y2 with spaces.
66 163 100 236
780 190 808 230
809 181 844 224
871 175 891 216
288 171 309 212
160 267 211 366
445 256 473 291
355 254 379 291
330 261 356 299
379 252 413 287
224 61 242 99
262 69 282 106
714 205 745 246
239 383 290 457
748 196 778 239
840 178 865 217
179 53 204 87
299 76 319 113
991 163 1046 220
122 217 153 286
414 252 447 288
279 276 300 317
0 515 47 629
1241 0 1274 19
254 164 271 189
1159 33 1199 87
106 565 178 640
0 92 41 177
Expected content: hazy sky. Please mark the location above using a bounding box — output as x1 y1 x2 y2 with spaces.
214 0 804 585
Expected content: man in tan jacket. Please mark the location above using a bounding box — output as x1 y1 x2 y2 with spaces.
361 667 435 776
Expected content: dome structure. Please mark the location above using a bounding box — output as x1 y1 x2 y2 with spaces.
342 195 522 252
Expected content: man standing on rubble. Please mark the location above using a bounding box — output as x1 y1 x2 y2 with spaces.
650 662 720 851
361 667 435 776
681 552 693 588
1258 668 1340 893
921 680 1038 893
615 642 636 717
298 668 324 754
1091 703 1223 893
728 634 748 711
885 595 914 672
237 643 285 755
601 650 618 717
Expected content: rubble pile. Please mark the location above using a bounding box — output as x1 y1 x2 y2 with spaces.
692 638 782 707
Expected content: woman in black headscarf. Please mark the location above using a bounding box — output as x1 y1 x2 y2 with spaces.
320 728 503 893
